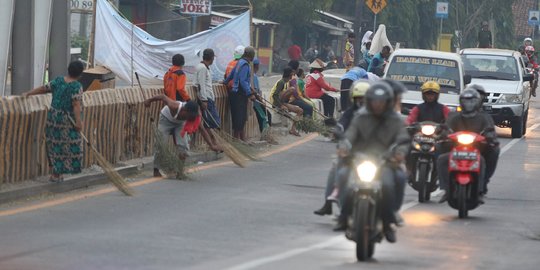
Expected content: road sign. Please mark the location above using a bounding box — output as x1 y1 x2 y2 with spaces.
529 10 540 26
436 2 449 19
365 0 387 15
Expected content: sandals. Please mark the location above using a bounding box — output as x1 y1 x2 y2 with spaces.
49 175 64 183
289 130 301 137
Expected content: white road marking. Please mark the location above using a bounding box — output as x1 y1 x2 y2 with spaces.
225 123 540 270
501 123 540 155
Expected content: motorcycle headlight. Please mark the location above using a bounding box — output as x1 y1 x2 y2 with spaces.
457 134 476 145
413 141 421 150
497 94 522 104
356 161 377 183
421 125 436 136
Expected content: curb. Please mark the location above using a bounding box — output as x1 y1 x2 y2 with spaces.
0 151 222 205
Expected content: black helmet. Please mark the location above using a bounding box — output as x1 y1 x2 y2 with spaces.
465 84 487 105
383 79 408 96
459 89 481 118
365 81 394 114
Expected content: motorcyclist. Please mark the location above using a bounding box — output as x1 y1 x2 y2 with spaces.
525 45 538 97
518 37 534 55
405 81 449 183
437 88 500 203
335 81 410 243
314 81 370 216
406 81 449 125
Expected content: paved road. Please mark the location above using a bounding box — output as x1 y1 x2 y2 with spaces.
1 102 540 270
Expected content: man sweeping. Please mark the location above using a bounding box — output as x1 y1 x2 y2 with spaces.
144 94 200 177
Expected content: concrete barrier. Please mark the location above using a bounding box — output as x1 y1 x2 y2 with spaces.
0 84 259 184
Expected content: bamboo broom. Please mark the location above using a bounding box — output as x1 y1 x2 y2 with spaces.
68 116 134 196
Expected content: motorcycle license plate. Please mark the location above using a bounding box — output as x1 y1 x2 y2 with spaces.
452 151 478 160
415 135 435 143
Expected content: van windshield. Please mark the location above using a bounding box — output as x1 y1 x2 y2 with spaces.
386 56 461 94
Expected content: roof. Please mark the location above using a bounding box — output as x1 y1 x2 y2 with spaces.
211 11 278 26
512 0 536 38
312 20 349 35
316 10 353 26
392 48 462 61
460 48 520 57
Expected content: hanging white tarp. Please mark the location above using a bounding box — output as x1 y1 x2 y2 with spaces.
369 24 393 56
94 0 249 85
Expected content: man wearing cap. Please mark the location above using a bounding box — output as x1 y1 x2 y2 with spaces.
224 45 245 91
194 48 222 152
224 46 257 141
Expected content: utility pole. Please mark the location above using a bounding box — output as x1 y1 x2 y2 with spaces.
353 0 362 66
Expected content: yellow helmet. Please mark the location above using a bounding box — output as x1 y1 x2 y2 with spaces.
421 81 440 93
351 81 370 101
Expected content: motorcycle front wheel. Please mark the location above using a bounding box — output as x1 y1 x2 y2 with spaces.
418 162 430 203
457 185 469 218
355 199 375 261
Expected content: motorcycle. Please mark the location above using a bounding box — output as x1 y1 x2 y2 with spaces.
444 129 490 218
525 65 538 97
407 122 439 202
344 142 405 261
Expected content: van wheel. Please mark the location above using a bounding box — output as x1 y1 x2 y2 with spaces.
511 116 524 138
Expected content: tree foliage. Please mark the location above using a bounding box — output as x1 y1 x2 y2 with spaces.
333 0 516 50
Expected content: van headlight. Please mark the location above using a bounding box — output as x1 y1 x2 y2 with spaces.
497 94 522 104
356 161 377 183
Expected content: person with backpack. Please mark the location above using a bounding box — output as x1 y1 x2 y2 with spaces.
163 54 190 101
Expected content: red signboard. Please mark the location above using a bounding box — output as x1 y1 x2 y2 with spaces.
179 0 212 15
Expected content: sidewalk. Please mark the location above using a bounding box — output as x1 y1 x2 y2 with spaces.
0 127 293 205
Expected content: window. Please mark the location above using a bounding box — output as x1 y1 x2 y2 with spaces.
386 56 461 94
462 54 519 81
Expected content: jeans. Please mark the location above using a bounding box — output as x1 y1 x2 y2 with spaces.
290 99 314 118
319 94 336 118
340 79 354 111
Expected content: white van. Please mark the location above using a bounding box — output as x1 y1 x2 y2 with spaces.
383 49 471 114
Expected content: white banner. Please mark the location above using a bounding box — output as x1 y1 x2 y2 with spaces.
94 0 248 85
180 0 211 15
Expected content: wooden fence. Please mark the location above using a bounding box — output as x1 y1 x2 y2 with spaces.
0 84 260 184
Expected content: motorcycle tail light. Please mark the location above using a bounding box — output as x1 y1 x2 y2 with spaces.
470 161 480 170
449 159 458 169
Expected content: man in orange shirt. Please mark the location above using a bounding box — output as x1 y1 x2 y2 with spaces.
224 45 245 90
164 54 190 101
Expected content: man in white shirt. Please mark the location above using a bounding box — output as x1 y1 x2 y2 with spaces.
194 48 222 152
144 94 200 177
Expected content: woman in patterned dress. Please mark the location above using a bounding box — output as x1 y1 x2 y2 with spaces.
23 61 85 182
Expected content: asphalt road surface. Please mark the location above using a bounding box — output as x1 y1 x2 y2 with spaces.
1 102 539 270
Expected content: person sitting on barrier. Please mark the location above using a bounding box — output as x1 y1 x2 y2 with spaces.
269 67 303 136
22 60 85 183
305 59 338 118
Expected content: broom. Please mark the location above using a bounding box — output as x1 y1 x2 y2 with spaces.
67 116 134 196
200 114 249 168
257 98 330 136
153 127 189 179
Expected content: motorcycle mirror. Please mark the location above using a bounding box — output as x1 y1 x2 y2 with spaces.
463 74 472 85
523 73 534 82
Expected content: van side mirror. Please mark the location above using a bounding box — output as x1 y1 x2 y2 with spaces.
463 74 472 85
523 73 534 82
